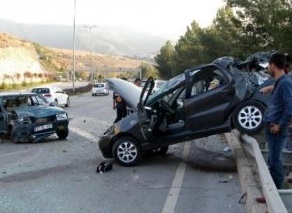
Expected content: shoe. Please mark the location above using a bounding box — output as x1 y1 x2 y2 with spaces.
256 197 266 203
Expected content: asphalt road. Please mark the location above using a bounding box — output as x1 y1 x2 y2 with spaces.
0 91 246 213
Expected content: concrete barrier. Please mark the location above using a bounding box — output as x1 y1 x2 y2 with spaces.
226 130 290 213
225 131 267 213
241 134 288 213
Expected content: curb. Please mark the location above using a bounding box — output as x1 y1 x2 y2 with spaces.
225 131 267 213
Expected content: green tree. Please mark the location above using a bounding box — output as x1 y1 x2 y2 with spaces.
210 6 244 57
139 62 158 79
227 0 292 54
174 21 206 75
155 41 175 79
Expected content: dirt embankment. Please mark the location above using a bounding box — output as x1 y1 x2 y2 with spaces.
0 32 147 85
0 33 48 85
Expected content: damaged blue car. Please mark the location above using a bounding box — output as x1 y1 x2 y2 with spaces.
0 92 69 143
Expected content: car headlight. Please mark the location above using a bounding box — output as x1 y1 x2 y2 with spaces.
17 115 31 124
56 113 68 121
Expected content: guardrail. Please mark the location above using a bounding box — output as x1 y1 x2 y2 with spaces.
226 130 291 213
240 134 289 213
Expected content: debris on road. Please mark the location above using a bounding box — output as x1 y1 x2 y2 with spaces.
96 161 113 174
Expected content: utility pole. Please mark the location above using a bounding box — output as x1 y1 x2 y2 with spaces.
84 25 97 82
72 0 76 94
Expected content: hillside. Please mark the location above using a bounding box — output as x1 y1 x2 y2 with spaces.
52 48 144 72
0 19 166 56
0 32 147 87
0 33 45 83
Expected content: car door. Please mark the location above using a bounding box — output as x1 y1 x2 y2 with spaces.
54 87 67 105
137 77 155 141
184 65 235 130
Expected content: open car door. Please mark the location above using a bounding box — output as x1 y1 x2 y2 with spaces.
137 77 155 141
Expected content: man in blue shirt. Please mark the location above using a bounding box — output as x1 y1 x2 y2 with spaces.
262 52 292 189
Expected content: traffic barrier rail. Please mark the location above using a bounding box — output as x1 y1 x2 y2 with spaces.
240 133 289 213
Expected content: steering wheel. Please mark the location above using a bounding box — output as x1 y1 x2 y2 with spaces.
160 100 175 114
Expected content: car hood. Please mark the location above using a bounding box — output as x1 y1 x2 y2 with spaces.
106 78 142 110
13 105 66 118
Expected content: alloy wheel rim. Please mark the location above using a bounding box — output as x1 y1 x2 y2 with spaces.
117 141 138 163
238 106 262 129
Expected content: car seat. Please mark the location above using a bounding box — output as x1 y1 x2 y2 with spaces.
5 100 15 111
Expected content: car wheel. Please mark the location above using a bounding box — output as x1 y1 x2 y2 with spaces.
232 100 265 135
112 136 142 167
8 125 19 143
56 129 69 140
65 98 70 107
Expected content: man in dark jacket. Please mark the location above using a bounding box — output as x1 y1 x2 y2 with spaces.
262 52 292 189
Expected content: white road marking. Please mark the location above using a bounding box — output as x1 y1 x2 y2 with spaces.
162 142 191 213
70 125 191 213
69 126 100 143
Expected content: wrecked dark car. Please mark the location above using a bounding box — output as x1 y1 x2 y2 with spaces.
0 92 69 143
99 56 273 166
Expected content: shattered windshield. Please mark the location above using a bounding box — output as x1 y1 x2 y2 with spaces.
148 69 201 102
149 73 184 101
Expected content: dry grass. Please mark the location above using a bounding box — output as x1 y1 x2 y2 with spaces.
0 33 31 48
0 32 146 75
50 48 145 72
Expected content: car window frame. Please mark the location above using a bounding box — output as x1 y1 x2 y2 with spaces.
186 65 229 99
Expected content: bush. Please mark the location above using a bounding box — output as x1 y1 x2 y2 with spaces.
0 82 6 90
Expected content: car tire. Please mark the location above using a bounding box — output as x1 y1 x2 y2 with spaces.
65 98 70 107
112 136 142 167
8 125 19 143
232 100 266 135
56 129 69 140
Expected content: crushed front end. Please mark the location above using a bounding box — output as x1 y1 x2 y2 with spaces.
10 111 69 143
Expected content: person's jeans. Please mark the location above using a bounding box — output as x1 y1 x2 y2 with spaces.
265 126 288 189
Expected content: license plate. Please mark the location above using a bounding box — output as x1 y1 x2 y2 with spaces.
34 123 53 132
57 125 66 130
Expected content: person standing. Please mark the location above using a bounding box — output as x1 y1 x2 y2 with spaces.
133 78 142 87
113 78 128 123
261 52 292 189
113 93 127 123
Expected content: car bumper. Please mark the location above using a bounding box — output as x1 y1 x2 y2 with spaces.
12 120 69 142
92 91 108 95
98 126 116 158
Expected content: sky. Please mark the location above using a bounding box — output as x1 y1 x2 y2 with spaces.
0 0 226 39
